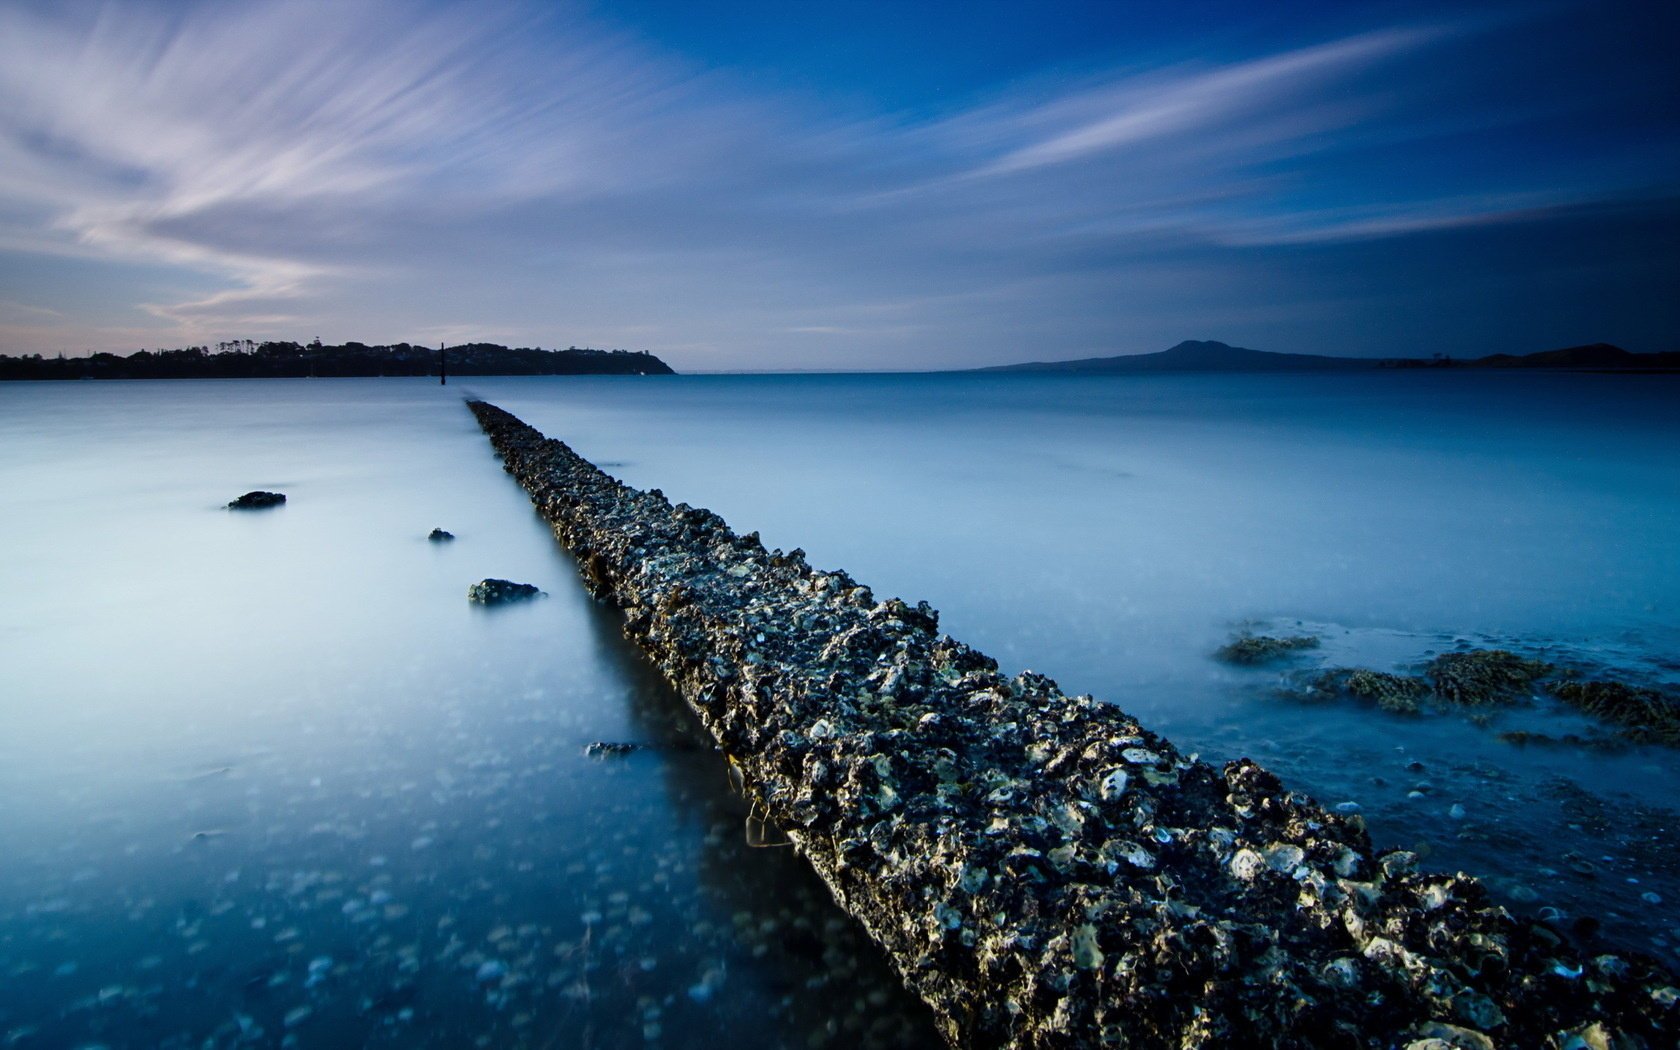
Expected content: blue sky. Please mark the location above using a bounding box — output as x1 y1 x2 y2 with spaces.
0 0 1675 370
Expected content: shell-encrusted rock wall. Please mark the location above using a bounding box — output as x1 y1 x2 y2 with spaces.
468 400 1676 1050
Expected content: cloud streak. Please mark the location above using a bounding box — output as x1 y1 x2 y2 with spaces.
0 2 725 312
964 27 1441 179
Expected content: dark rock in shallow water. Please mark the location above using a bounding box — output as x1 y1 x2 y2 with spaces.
1497 729 1628 753
1309 649 1553 713
466 578 541 604
1216 632 1320 664
1298 646 1680 752
1426 649 1553 706
1552 680 1680 746
583 741 638 758
1312 667 1430 714
467 398 1679 1050
428 528 455 541
227 490 285 510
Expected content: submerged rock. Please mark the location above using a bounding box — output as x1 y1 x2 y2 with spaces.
1552 680 1680 746
583 741 638 758
1296 644 1678 750
1216 632 1320 664
428 528 455 542
227 490 285 509
466 578 542 605
467 398 1679 1050
1425 649 1552 706
1312 667 1430 714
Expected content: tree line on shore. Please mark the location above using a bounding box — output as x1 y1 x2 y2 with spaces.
0 340 676 380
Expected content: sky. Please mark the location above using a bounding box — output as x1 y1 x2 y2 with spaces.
0 0 1675 371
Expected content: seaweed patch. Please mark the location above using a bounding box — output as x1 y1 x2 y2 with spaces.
1215 633 1321 665
1552 680 1680 747
1424 650 1552 707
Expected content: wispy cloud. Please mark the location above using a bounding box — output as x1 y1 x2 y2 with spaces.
1207 190 1586 246
0 299 63 322
962 26 1445 179
0 1 1671 364
0 0 737 330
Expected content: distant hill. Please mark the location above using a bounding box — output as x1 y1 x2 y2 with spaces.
1455 343 1679 372
0 341 676 380
978 340 1378 373
977 339 1679 374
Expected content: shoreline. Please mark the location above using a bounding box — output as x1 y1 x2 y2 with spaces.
468 398 1677 1048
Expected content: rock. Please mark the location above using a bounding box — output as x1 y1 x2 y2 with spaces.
1310 667 1429 714
583 742 638 758
1308 649 1678 750
1216 633 1320 665
1551 680 1680 746
1425 649 1551 707
1405 1021 1496 1050
466 578 541 604
227 490 285 509
465 398 1680 1050
428 528 455 541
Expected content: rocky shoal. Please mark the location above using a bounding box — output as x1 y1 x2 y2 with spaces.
468 399 1677 1050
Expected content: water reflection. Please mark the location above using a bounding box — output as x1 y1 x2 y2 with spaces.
563 530 937 1047
0 379 938 1049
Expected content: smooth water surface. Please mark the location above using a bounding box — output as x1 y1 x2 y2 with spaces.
2 371 1678 1046
0 379 933 1049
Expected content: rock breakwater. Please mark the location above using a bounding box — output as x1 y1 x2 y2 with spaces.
468 399 1676 1049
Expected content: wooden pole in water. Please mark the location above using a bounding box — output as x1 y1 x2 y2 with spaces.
440 342 447 386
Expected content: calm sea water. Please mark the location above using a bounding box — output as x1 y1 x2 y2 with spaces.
2 372 1677 1045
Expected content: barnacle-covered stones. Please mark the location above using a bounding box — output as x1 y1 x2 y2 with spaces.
467 400 1678 1050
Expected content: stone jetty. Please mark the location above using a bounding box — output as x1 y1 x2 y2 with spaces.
468 399 1676 1049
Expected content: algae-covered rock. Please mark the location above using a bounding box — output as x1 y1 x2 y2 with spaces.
1347 668 1429 714
1309 667 1429 714
1552 680 1680 746
466 578 542 604
1216 633 1321 665
1425 650 1552 707
1301 641 1677 752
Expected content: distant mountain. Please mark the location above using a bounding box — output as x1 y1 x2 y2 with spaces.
977 340 1379 373
0 341 677 380
978 339 1680 374
1460 343 1680 371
